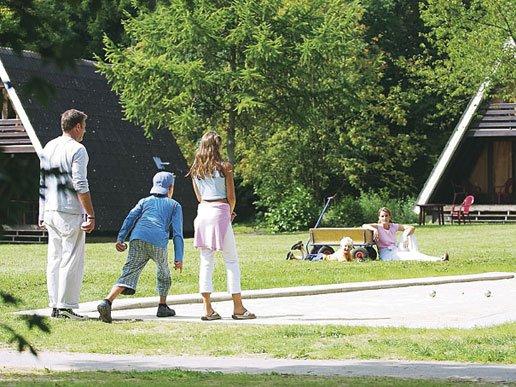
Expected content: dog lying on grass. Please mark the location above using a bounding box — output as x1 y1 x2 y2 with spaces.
322 237 354 262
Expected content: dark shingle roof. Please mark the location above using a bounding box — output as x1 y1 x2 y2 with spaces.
0 48 197 233
467 102 516 137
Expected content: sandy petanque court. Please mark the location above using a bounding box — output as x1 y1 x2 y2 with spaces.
22 272 516 329
8 272 516 382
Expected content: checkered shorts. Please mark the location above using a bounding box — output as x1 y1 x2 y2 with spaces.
116 239 171 296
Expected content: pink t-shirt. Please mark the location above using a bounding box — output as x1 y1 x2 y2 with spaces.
377 223 399 248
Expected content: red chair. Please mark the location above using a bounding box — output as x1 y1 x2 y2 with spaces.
495 178 512 204
450 195 475 224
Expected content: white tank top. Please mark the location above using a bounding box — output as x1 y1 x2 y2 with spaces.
194 170 227 200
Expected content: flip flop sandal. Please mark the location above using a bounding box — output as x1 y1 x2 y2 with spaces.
201 311 221 321
231 310 256 320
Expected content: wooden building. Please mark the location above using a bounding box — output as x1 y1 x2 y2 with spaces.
0 48 197 241
416 82 515 222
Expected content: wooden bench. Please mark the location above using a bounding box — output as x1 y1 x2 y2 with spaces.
309 227 374 246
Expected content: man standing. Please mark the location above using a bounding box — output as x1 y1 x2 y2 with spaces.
39 109 95 320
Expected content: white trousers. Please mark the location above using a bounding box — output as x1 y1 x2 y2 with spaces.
199 223 242 294
379 235 442 262
44 211 85 309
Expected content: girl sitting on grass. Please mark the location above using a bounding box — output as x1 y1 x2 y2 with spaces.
362 207 449 262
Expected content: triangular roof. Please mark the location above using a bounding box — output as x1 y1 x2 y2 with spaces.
0 48 197 233
416 38 516 209
416 93 516 208
415 82 488 209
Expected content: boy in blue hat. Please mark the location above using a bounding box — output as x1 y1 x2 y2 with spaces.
97 171 184 323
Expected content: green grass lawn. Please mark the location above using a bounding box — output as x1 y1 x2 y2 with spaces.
0 370 499 386
0 223 515 364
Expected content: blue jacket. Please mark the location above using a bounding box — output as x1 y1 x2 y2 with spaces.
117 195 184 261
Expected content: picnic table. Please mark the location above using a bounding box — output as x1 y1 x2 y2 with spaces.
417 203 445 225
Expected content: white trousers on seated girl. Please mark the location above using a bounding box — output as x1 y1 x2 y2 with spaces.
199 223 242 294
379 235 442 262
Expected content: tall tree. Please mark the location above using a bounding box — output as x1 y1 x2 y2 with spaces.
67 0 158 60
99 0 391 163
0 0 81 66
1 0 156 62
361 0 515 192
418 0 515 103
99 0 422 211
360 0 448 187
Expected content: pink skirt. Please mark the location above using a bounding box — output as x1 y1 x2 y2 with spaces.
194 202 231 251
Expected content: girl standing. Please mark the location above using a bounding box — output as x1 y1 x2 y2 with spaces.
363 207 449 262
189 132 256 320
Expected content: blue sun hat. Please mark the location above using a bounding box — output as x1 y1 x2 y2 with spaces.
150 171 175 195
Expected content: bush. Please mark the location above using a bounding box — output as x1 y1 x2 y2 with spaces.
265 186 320 232
322 196 365 227
359 191 418 224
263 190 417 232
357 191 387 224
320 192 417 228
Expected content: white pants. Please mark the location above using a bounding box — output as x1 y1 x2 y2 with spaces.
379 235 442 262
44 211 85 309
199 224 242 294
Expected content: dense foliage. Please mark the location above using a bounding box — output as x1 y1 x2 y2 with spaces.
0 0 154 61
2 0 514 229
419 0 515 102
322 192 418 228
97 0 427 224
